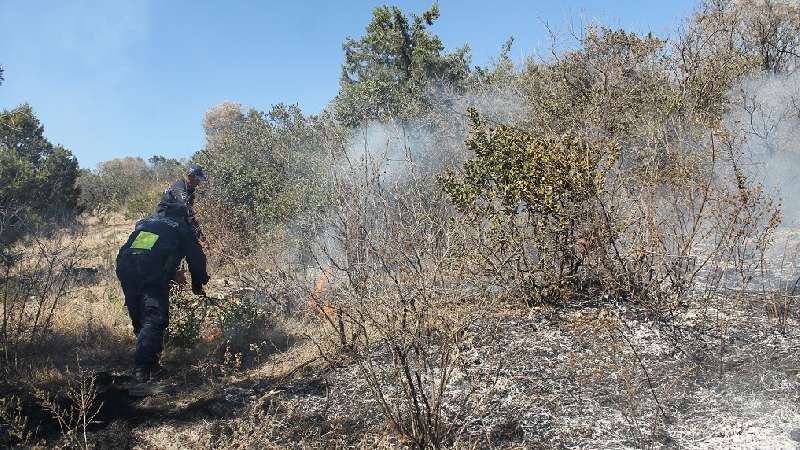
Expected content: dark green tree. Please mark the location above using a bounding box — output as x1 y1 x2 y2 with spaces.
0 104 54 164
0 104 81 247
335 3 471 126
37 145 81 211
0 147 36 209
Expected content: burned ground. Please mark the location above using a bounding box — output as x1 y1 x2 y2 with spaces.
1 215 800 449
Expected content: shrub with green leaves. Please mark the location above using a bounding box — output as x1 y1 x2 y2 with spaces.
0 104 80 249
166 286 269 350
124 189 162 221
194 103 331 253
442 109 620 305
166 287 206 348
443 109 618 219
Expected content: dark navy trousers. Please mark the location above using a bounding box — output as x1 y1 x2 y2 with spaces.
116 257 170 368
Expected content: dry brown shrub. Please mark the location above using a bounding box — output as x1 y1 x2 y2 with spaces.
1 227 86 360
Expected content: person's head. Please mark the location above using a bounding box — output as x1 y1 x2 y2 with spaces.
184 163 207 188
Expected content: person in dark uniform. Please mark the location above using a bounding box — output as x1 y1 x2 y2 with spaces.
115 200 210 384
157 163 207 245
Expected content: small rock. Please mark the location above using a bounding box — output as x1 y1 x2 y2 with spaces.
791 428 800 442
224 386 254 403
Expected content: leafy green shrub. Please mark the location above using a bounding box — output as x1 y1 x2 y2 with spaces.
124 189 162 221
194 103 331 253
442 109 620 305
0 104 80 249
166 286 269 351
166 287 206 348
443 110 618 218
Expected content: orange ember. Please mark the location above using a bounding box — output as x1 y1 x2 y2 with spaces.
203 325 222 343
306 268 336 319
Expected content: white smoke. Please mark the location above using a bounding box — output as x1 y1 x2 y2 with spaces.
343 121 418 185
306 82 529 272
726 71 800 224
341 83 531 185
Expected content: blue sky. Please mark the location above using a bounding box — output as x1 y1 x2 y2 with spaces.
0 0 697 168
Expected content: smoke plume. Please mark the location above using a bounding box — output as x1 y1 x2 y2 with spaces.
727 71 800 224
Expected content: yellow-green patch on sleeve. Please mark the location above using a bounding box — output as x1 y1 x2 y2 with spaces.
131 231 159 250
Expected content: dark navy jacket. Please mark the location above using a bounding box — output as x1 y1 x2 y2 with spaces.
116 214 209 288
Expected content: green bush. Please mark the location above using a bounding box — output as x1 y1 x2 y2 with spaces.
166 287 206 348
194 103 331 252
442 109 620 304
166 286 269 351
442 110 618 218
0 105 80 249
124 189 162 221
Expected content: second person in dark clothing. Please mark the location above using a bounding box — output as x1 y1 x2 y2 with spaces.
157 162 207 245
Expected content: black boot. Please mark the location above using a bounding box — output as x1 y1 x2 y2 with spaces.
149 363 166 381
133 366 150 384
129 365 170 397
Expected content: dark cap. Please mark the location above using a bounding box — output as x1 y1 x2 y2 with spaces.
186 163 207 181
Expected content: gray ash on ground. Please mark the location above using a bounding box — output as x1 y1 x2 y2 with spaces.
268 299 800 448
